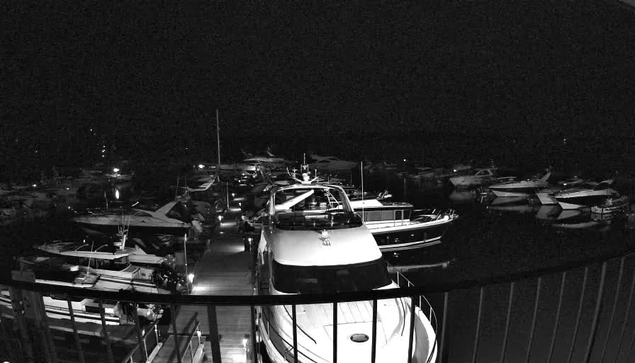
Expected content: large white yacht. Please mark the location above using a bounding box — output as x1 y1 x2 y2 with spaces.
255 166 437 363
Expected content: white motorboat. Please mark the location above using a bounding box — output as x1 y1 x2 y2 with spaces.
71 200 198 235
0 289 125 325
255 166 437 363
350 197 457 251
488 172 551 197
243 148 296 170
554 179 620 210
590 195 629 215
449 167 516 189
535 177 590 205
308 153 358 172
32 230 186 294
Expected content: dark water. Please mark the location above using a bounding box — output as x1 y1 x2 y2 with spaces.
362 173 635 363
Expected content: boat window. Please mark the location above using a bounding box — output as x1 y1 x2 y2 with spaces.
272 259 392 294
404 209 411 219
395 210 402 220
275 211 362 230
365 211 383 221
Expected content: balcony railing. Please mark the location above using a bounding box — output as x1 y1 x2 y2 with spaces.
1 248 635 363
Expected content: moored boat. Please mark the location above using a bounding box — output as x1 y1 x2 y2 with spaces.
488 171 551 198
255 165 437 363
590 195 629 215
350 198 457 251
554 179 620 210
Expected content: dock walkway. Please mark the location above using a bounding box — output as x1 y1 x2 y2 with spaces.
153 229 255 363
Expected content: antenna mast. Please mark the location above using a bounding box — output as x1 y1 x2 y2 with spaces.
216 109 221 169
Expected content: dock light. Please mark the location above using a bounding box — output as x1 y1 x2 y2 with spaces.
217 215 224 221
242 334 250 348
231 192 236 197
403 159 407 162
32 184 37 188
198 164 204 169
197 330 201 339
115 189 120 200
113 167 120 173
188 273 195 283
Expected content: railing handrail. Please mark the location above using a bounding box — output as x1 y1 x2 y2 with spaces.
1 249 631 306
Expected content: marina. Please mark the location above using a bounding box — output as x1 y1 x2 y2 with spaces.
2 161 635 362
3 0 635 361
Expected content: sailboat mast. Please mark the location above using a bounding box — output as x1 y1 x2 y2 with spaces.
216 109 221 169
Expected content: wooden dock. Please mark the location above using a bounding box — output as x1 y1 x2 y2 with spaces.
154 230 255 363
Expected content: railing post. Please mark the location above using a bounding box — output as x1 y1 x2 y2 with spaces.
250 305 258 363
98 300 116 363
333 302 338 363
499 282 515 363
524 277 542 363
583 261 608 363
599 257 625 362
132 303 148 362
548 272 567 363
292 304 298 363
439 292 449 363
207 305 222 363
67 297 86 363
172 304 183 363
615 268 635 363
406 296 416 363
471 287 484 363
567 266 589 363
371 298 378 363
625 323 635 363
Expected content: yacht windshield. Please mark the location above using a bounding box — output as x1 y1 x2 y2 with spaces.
273 186 362 230
272 259 392 294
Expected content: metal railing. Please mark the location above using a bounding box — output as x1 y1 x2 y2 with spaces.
1 249 635 363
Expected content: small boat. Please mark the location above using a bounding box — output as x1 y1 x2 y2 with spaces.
71 200 197 235
488 171 551 197
350 198 457 251
591 195 629 215
32 237 186 295
449 167 516 189
308 153 358 172
555 179 620 210
0 289 125 325
535 177 592 205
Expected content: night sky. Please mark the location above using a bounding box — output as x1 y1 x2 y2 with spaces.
2 0 635 178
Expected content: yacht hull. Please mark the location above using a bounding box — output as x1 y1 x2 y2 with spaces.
490 188 537 197
555 194 615 210
367 218 451 251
